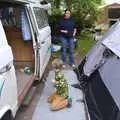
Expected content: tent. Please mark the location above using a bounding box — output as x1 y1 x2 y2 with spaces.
75 20 120 120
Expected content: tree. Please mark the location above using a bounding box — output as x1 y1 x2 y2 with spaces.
71 0 102 29
54 0 60 8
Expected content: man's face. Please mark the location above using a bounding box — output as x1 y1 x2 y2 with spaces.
64 10 71 19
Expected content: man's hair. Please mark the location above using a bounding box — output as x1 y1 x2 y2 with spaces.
64 8 71 13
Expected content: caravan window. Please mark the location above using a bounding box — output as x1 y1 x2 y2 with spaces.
33 7 48 29
0 8 15 27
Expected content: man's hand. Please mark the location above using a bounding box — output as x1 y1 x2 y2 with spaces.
60 30 68 33
73 28 77 37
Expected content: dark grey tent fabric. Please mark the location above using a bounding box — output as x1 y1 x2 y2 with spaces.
32 70 86 120
83 42 106 76
99 55 120 111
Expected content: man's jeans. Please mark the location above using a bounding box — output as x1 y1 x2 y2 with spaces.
60 36 75 65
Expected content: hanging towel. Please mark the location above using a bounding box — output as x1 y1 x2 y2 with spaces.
21 10 32 41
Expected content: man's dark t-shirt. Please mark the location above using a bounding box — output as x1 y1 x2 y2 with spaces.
59 17 76 38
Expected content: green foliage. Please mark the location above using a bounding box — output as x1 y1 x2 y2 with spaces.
75 31 96 58
48 8 62 36
72 0 101 30
49 8 62 26
51 8 62 15
53 0 61 8
50 0 102 33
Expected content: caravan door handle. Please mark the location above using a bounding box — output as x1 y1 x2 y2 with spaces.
41 41 45 45
0 64 12 74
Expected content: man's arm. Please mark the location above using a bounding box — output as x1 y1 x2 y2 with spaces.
73 28 77 37
60 30 68 33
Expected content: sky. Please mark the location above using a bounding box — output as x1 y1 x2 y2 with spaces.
106 0 120 4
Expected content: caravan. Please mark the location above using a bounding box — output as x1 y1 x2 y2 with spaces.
0 0 51 119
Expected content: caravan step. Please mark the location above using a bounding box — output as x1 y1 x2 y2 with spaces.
22 86 36 106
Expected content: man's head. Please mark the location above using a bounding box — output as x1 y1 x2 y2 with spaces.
52 59 63 69
64 8 71 19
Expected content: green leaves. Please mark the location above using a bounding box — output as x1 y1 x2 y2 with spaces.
50 0 102 34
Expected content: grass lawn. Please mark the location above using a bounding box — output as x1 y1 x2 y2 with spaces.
75 32 96 58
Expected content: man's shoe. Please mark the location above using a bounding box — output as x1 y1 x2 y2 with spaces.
62 65 66 68
71 64 75 68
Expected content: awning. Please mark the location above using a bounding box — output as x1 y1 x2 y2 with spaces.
102 20 120 58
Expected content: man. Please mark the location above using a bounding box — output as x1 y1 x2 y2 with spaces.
59 9 77 68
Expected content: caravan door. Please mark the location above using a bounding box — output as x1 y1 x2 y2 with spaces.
0 20 17 117
27 4 51 79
